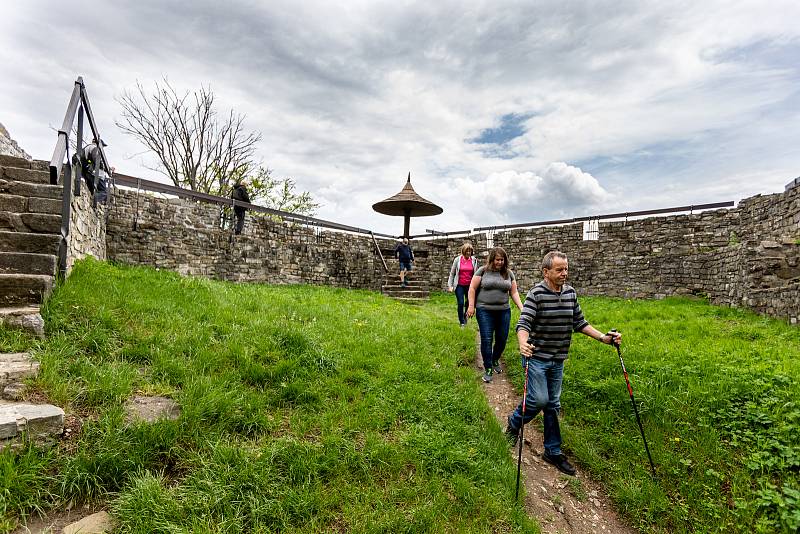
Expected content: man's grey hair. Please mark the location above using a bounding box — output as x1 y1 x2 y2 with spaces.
542 250 568 270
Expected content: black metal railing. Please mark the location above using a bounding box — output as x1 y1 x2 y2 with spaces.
49 76 113 276
113 173 397 239
471 201 736 232
370 232 388 272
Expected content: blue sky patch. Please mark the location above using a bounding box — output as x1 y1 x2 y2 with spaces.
471 113 532 145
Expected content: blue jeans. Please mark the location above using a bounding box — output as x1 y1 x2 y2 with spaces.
508 357 564 456
475 307 511 370
454 284 469 325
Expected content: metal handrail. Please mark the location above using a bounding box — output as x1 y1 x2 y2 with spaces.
113 173 397 239
472 201 735 232
49 76 112 276
49 77 111 185
370 232 388 272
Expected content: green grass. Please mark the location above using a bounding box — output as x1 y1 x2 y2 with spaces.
0 259 535 533
1 258 798 533
502 295 800 533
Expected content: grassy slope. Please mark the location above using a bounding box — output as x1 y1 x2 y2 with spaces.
1 259 536 533
1 259 798 533
501 295 800 533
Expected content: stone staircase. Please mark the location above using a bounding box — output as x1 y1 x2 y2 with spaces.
1 351 64 444
0 155 65 448
381 257 433 302
0 155 61 338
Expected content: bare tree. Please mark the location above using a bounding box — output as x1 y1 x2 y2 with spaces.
116 79 261 195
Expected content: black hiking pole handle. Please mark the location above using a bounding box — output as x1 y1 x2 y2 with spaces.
609 329 656 477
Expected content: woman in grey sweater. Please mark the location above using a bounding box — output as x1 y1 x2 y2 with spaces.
466 247 524 382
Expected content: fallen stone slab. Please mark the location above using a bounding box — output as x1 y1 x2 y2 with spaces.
0 352 40 386
63 511 116 534
124 395 181 424
0 402 63 440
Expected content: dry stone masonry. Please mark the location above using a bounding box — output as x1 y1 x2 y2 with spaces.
105 178 799 324
108 188 386 288
1 148 797 325
0 122 31 161
0 155 107 336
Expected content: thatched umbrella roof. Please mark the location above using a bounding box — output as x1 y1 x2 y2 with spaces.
372 173 443 237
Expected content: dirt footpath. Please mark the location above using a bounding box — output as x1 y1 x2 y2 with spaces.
476 337 638 534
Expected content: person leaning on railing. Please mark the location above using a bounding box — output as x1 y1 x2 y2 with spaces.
231 179 250 235
77 138 111 204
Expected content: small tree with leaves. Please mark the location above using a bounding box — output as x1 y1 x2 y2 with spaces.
227 166 320 216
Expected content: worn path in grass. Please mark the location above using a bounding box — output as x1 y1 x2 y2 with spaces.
475 333 636 534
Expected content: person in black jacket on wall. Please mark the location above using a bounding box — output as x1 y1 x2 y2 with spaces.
231 180 250 235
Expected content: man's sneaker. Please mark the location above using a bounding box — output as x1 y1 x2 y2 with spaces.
504 424 519 447
482 369 493 383
542 451 577 476
492 362 502 374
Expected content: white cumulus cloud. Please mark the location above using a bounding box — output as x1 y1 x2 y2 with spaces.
450 163 612 226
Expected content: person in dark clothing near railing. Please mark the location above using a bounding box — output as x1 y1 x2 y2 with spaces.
78 138 109 203
394 238 414 287
231 179 250 235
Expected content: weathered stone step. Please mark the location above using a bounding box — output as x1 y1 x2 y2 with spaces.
0 211 61 233
0 165 50 184
0 403 64 441
0 273 53 306
0 194 61 215
0 252 57 275
0 352 40 386
0 154 36 170
384 260 430 266
382 283 426 290
0 230 60 254
383 289 429 298
383 275 425 283
0 180 62 199
0 306 44 337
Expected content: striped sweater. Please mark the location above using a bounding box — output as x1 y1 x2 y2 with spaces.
516 281 589 361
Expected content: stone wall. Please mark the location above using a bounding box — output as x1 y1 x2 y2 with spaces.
66 169 107 273
104 180 800 324
423 182 800 324
0 123 31 160
107 189 387 288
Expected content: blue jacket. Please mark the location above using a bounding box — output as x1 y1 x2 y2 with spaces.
395 244 414 262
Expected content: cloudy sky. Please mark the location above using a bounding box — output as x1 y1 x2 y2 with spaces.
2 1 799 235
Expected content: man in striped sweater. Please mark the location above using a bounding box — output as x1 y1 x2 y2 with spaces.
505 251 622 476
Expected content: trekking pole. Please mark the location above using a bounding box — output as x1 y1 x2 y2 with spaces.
609 329 656 476
515 354 530 502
